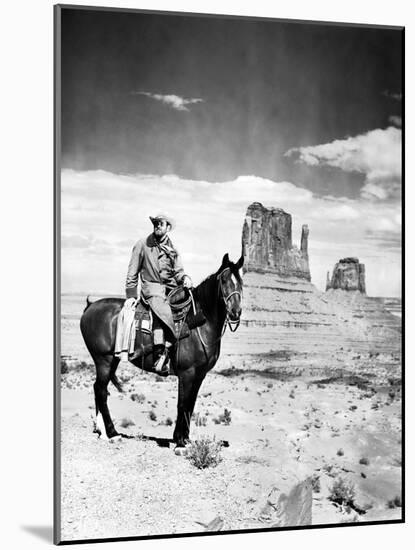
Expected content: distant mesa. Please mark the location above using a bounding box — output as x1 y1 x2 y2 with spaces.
221 206 400 362
326 257 366 294
242 202 311 281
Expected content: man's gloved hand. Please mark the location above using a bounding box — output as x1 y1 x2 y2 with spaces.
182 275 193 289
124 297 137 309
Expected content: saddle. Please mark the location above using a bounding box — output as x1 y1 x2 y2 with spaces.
129 287 206 364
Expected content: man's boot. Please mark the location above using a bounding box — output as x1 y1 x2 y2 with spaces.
153 344 170 376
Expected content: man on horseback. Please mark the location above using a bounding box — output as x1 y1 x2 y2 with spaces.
124 213 192 375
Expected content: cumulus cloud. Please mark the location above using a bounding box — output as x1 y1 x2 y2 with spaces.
389 115 402 128
132 91 204 111
382 90 402 101
61 169 401 297
365 230 401 251
61 234 91 248
285 127 401 201
62 234 131 255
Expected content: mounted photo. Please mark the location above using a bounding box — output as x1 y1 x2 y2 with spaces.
54 4 404 544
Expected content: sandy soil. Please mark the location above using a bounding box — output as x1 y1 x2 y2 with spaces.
60 355 402 542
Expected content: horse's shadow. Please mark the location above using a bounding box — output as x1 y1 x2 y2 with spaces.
125 433 229 449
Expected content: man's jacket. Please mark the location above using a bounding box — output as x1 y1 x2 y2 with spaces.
125 233 187 340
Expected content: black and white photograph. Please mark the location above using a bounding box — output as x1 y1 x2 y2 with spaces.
55 4 403 544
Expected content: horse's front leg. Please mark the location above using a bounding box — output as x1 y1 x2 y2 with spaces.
173 368 205 447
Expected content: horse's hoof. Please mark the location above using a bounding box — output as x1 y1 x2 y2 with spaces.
109 434 122 443
174 446 188 456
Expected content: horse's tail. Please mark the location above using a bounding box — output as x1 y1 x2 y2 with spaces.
83 295 93 312
110 371 123 392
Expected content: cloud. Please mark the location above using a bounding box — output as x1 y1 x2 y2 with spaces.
61 169 401 297
132 91 204 111
61 234 91 248
62 234 129 255
382 90 402 101
285 127 401 201
364 230 401 251
389 115 402 128
309 203 359 222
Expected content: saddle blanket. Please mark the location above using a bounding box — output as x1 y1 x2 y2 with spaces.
115 296 206 363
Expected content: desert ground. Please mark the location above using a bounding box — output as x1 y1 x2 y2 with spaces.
59 294 402 542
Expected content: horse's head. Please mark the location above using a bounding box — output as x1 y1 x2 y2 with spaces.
217 253 244 326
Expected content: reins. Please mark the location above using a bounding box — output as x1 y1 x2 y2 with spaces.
188 267 242 353
217 268 242 333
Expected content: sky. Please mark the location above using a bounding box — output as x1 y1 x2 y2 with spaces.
60 7 402 297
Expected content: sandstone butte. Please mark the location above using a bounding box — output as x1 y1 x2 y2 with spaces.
222 202 401 368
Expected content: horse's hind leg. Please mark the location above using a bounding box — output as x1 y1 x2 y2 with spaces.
93 355 120 440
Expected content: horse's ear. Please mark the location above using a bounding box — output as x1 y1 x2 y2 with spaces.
221 253 230 267
235 255 244 270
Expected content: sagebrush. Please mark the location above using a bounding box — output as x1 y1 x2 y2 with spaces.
329 477 356 507
186 436 223 469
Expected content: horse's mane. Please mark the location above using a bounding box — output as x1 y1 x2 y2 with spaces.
193 272 219 318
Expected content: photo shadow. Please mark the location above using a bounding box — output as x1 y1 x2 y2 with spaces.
21 525 53 543
139 434 229 448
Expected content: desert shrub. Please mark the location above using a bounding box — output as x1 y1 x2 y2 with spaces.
337 448 344 457
61 359 69 374
130 393 146 404
387 495 402 509
163 417 173 426
213 408 232 425
359 457 370 466
329 477 356 507
186 436 223 469
289 389 295 399
148 410 157 422
311 474 321 493
192 412 208 427
119 417 135 428
120 372 133 383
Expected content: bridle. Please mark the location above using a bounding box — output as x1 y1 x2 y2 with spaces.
217 267 242 333
187 266 242 354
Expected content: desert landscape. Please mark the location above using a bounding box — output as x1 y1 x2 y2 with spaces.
59 204 402 542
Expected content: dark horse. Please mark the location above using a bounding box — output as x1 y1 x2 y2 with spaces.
80 253 243 448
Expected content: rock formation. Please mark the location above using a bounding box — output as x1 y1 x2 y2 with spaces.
242 202 311 281
258 478 312 527
326 257 366 294
220 206 400 367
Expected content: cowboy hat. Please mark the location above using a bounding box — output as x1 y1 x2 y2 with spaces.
149 213 175 230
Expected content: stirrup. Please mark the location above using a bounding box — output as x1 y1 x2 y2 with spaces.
154 350 170 376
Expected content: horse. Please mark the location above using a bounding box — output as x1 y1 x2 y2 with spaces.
80 253 244 448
